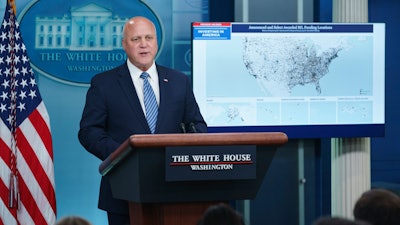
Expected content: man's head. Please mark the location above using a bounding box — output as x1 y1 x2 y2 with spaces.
122 16 158 71
197 203 244 225
353 188 400 225
312 216 370 225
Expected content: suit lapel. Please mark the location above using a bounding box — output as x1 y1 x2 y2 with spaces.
116 64 151 132
156 66 169 132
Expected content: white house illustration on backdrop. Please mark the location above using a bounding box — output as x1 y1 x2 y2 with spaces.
35 3 128 51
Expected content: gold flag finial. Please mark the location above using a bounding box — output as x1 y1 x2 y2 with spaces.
8 0 16 15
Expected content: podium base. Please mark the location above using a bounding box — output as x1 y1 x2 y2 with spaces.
129 201 225 225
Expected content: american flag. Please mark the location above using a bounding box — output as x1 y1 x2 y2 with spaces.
0 0 56 224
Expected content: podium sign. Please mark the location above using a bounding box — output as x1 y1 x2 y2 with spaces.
166 145 256 181
99 132 288 225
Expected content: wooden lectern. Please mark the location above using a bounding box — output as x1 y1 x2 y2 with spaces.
99 132 288 225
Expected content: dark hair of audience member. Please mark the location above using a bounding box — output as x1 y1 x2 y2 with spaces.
353 188 400 225
55 216 92 225
312 216 371 225
197 203 245 225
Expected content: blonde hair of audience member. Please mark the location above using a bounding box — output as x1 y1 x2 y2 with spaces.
353 188 400 225
56 216 92 225
197 203 245 225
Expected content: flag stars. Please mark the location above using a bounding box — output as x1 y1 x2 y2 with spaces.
28 90 36 99
1 79 9 89
0 91 8 101
1 2 45 131
17 102 25 112
0 43 5 53
14 31 20 41
29 78 36 87
21 43 26 52
21 55 28 63
6 113 14 125
20 78 28 88
6 43 16 53
0 103 6 112
19 90 26 100
13 67 19 76
14 55 20 65
4 67 10 76
0 31 7 41
14 43 20 53
7 32 14 42
1 19 8 29
21 67 28 75
5 55 12 64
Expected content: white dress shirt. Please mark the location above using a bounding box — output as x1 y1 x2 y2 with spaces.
126 60 160 114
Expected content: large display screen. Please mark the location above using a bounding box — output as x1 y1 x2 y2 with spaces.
192 22 385 138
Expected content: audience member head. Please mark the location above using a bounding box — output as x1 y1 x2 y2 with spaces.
55 216 92 225
197 203 245 225
312 216 370 225
353 188 400 225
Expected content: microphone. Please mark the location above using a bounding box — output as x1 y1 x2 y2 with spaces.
189 122 197 133
180 123 187 133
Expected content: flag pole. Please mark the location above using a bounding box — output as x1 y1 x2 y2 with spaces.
7 0 19 209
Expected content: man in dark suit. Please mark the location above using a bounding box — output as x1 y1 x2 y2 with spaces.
78 16 207 225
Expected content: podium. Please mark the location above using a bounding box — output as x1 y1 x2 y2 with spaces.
99 132 288 225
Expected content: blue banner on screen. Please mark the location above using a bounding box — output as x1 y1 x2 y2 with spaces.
192 22 385 138
165 145 256 181
193 22 231 40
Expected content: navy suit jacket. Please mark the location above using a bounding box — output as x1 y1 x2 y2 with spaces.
78 62 207 214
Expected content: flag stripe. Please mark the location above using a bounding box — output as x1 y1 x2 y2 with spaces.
28 105 53 157
0 119 12 162
0 135 10 168
16 201 35 225
0 158 16 225
0 182 17 225
0 121 53 225
18 109 55 187
18 174 47 225
16 126 56 212
15 155 53 225
0 122 13 224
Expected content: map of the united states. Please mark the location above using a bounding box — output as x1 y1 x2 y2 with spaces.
242 37 344 96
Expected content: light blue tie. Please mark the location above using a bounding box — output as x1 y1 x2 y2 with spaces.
140 72 158 133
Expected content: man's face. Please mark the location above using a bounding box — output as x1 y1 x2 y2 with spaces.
122 18 158 71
